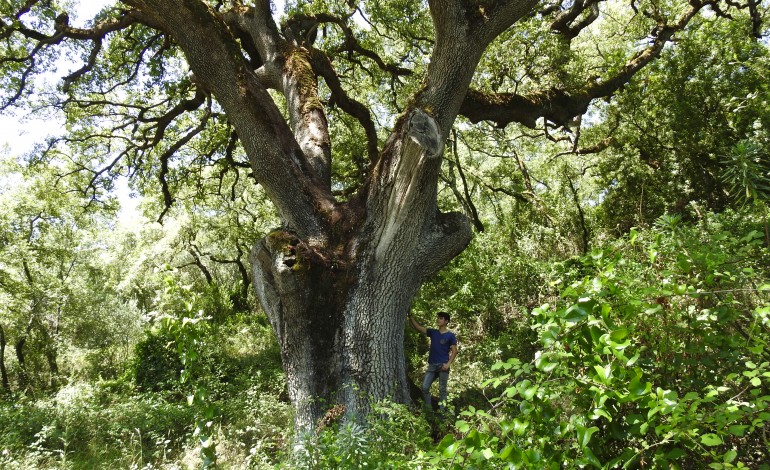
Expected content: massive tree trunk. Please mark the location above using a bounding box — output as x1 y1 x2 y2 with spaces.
251 110 472 427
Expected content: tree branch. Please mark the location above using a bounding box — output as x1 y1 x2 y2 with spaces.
460 0 711 128
308 48 379 164
223 2 333 186
125 0 336 240
283 12 413 79
549 0 603 40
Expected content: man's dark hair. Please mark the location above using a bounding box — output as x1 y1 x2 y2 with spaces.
437 311 451 323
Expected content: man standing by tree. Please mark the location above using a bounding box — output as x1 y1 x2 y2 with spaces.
408 311 458 413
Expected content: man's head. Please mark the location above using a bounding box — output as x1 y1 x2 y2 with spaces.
437 311 451 323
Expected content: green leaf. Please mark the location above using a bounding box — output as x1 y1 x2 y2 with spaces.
535 354 558 372
582 446 602 468
591 408 612 422
593 364 611 384
701 434 723 446
629 377 651 396
513 418 529 436
522 384 538 400
564 303 589 323
723 449 737 463
666 448 686 459
437 434 455 451
626 352 640 367
499 444 522 463
577 425 599 448
442 441 460 457
456 420 470 433
610 327 630 342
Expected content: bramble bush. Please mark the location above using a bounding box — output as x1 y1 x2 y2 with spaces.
427 212 770 468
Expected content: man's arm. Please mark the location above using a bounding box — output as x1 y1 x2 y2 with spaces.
443 344 458 371
407 313 427 335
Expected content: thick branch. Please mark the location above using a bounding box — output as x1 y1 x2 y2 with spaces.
420 0 539 134
187 248 214 284
550 0 603 40
460 88 589 128
460 0 709 128
308 49 379 164
125 0 335 240
224 3 332 186
474 0 543 44
415 211 473 282
208 246 252 301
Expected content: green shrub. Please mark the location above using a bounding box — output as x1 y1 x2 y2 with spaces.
289 400 433 469
0 384 195 469
426 212 770 469
132 331 182 392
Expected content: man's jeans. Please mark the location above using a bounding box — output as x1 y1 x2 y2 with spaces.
422 363 449 411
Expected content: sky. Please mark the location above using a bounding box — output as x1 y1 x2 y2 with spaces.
1 0 114 153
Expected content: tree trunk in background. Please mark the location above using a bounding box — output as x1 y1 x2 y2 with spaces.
251 110 472 429
15 337 27 391
0 324 8 392
39 327 59 389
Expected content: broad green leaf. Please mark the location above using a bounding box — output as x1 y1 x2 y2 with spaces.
576 425 599 448
564 303 589 323
723 449 738 463
701 434 723 446
609 327 630 342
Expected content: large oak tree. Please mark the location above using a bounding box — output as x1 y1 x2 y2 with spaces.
1 0 761 429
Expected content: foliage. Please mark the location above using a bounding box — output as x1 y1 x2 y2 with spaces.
145 276 223 467
428 211 770 469
0 156 141 393
289 400 433 469
0 296 290 469
591 13 770 231
721 140 770 204
0 384 194 469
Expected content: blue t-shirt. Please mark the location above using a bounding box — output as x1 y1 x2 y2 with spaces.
426 329 457 365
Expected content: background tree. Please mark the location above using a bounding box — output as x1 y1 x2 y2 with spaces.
0 156 139 392
1 0 764 430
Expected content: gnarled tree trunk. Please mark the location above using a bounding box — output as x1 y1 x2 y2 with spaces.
251 110 472 428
